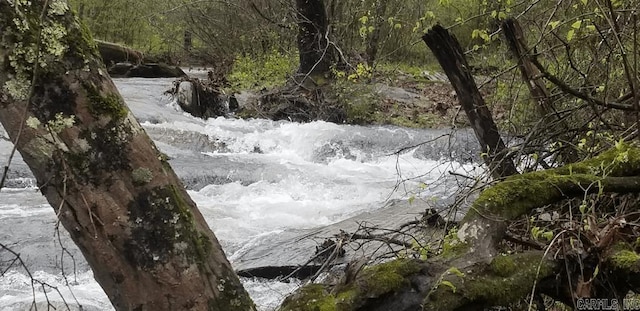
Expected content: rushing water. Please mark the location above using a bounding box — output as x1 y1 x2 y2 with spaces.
0 75 480 310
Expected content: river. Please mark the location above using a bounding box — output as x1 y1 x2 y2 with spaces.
0 74 479 310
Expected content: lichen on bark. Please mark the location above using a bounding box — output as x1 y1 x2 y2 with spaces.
125 185 212 270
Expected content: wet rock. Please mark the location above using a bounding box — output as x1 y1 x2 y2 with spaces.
173 79 235 119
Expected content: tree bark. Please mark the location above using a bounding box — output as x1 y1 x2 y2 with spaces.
0 1 254 310
365 0 388 67
502 19 554 117
502 18 578 163
422 25 518 179
296 0 331 76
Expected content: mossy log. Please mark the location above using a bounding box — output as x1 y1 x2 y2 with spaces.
0 1 254 310
280 143 640 311
95 39 143 65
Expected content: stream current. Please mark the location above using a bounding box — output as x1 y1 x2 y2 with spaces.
0 75 480 310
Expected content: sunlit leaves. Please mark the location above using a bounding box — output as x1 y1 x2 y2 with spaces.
566 19 584 41
471 29 490 42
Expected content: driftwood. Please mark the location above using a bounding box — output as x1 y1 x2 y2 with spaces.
422 25 518 179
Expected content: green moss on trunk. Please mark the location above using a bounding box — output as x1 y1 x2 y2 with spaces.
280 259 422 311
125 185 212 270
425 252 555 310
466 143 640 222
609 243 640 272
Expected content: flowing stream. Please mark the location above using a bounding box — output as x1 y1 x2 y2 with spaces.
0 74 480 310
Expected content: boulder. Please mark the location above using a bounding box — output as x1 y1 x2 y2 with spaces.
174 79 238 119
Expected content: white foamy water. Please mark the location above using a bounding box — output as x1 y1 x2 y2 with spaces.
0 77 479 310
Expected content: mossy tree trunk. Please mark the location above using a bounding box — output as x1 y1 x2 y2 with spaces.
422 25 518 179
280 142 640 310
0 1 254 310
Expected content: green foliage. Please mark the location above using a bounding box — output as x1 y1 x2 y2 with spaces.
330 66 381 124
67 0 184 54
228 50 298 90
441 228 468 258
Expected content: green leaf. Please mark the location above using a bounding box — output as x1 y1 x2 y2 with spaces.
440 280 456 293
531 226 541 239
408 196 416 205
567 29 575 41
571 20 582 29
549 21 560 30
579 202 587 214
447 267 465 277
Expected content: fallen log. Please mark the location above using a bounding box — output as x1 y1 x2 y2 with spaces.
95 39 143 65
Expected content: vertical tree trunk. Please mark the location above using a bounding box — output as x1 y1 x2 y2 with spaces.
0 1 254 310
365 0 388 67
184 30 193 51
296 0 331 76
422 25 518 179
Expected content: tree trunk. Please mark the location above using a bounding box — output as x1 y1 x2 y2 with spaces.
296 0 331 76
502 19 554 117
365 0 388 67
0 1 254 310
502 18 578 164
422 25 518 179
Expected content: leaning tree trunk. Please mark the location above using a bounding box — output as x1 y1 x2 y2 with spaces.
0 1 254 310
502 18 578 164
296 0 331 77
423 25 518 179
